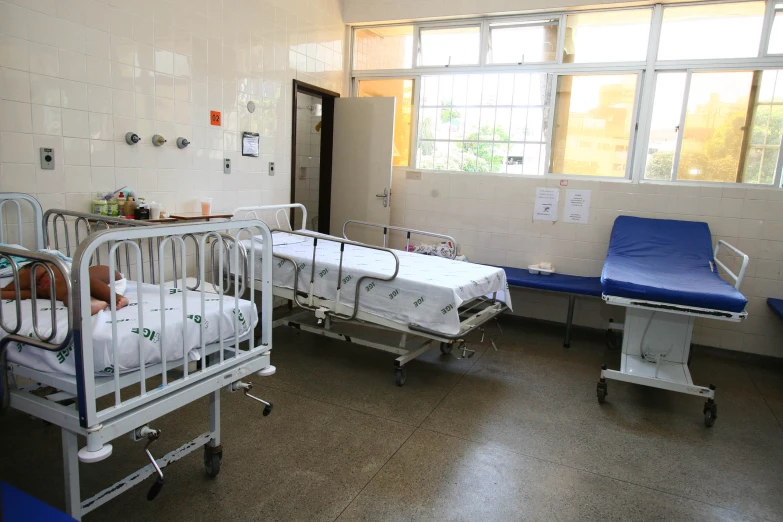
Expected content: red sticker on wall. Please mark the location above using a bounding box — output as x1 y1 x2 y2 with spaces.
210 111 221 126
560 179 568 186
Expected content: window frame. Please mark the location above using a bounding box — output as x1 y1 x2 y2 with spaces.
349 0 783 187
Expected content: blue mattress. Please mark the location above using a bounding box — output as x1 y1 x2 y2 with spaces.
768 298 783 320
601 216 747 313
500 266 602 297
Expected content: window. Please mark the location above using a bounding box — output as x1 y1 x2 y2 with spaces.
358 79 415 167
769 4 783 54
564 10 652 63
658 2 765 60
644 69 783 184
416 74 551 173
352 5 783 185
550 74 638 177
488 20 558 64
419 26 481 66
353 26 414 70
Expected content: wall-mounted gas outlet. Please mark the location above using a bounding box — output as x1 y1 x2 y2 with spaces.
224 158 231 174
269 162 275 176
39 148 55 170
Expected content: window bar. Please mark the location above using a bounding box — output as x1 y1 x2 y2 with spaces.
555 14 567 65
634 3 664 181
671 70 692 181
735 70 763 183
624 71 646 180
760 0 778 58
544 73 559 174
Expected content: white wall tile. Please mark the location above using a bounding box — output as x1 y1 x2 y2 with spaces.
60 79 88 110
63 136 90 165
89 139 113 166
58 49 86 81
85 56 111 87
85 28 111 60
31 104 61 135
28 42 58 76
1 162 36 191
111 63 134 92
0 67 30 103
87 85 112 113
0 35 29 71
0 132 34 163
88 112 113 140
29 73 60 106
61 108 89 138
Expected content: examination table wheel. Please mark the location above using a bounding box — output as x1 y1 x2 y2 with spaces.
395 367 407 387
596 380 608 404
703 399 717 428
204 447 223 478
439 342 452 355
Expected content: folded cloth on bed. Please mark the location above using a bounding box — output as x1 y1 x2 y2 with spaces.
242 232 511 336
601 216 747 312
3 281 258 375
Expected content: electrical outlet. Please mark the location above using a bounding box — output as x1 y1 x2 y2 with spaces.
269 162 275 176
40 148 55 170
224 158 231 174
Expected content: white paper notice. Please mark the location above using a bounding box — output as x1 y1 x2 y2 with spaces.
564 189 591 224
533 188 559 222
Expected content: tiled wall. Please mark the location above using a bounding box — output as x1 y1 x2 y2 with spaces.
0 0 344 219
391 167 783 358
293 92 321 230
342 0 632 23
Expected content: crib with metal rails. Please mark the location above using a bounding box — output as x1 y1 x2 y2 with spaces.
231 204 511 386
0 193 275 519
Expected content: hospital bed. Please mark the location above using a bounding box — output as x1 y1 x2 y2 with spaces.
598 216 749 427
231 204 511 386
0 193 276 519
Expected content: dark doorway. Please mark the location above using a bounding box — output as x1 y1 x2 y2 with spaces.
291 80 339 234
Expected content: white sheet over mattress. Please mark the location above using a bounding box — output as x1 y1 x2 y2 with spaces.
4 281 258 376
243 232 511 336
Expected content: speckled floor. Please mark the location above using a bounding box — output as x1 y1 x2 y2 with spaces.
2 317 782 521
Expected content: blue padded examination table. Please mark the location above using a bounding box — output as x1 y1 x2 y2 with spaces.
768 298 783 321
601 216 747 313
598 216 749 427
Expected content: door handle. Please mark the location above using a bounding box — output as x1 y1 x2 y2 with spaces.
375 188 389 208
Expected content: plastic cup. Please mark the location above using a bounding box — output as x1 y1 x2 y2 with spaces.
148 202 161 220
200 197 213 216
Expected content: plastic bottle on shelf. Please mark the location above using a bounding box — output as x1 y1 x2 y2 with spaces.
92 193 108 215
124 195 137 218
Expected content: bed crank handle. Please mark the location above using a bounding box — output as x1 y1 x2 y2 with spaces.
234 381 273 416
136 427 165 501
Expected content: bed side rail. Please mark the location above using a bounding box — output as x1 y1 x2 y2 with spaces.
246 228 400 321
68 219 272 429
0 192 44 250
342 221 457 260
713 240 749 290
232 204 308 232
0 247 73 353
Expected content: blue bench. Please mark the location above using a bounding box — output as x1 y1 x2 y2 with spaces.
768 298 783 321
498 266 603 347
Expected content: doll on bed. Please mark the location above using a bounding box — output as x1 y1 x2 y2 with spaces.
0 264 129 316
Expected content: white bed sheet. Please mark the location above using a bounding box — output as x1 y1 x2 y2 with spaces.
243 232 511 336
4 281 258 376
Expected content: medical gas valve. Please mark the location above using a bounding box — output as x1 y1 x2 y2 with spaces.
152 135 167 147
125 132 141 145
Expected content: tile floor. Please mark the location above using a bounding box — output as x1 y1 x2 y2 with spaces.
1 318 782 521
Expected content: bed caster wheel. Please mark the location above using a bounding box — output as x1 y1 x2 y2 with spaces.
204 447 223 478
439 342 452 355
263 403 273 416
395 367 407 387
703 399 717 428
596 380 608 404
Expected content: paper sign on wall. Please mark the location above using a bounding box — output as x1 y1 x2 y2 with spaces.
564 189 591 224
533 188 559 222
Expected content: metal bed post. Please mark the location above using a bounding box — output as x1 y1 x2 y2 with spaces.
62 429 81 519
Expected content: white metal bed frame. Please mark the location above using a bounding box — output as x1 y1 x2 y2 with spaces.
598 239 750 427
232 204 508 386
0 193 276 519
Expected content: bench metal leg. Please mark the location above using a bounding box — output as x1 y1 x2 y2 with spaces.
564 295 576 348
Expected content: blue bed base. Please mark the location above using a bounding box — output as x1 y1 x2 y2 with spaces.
601 216 747 313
